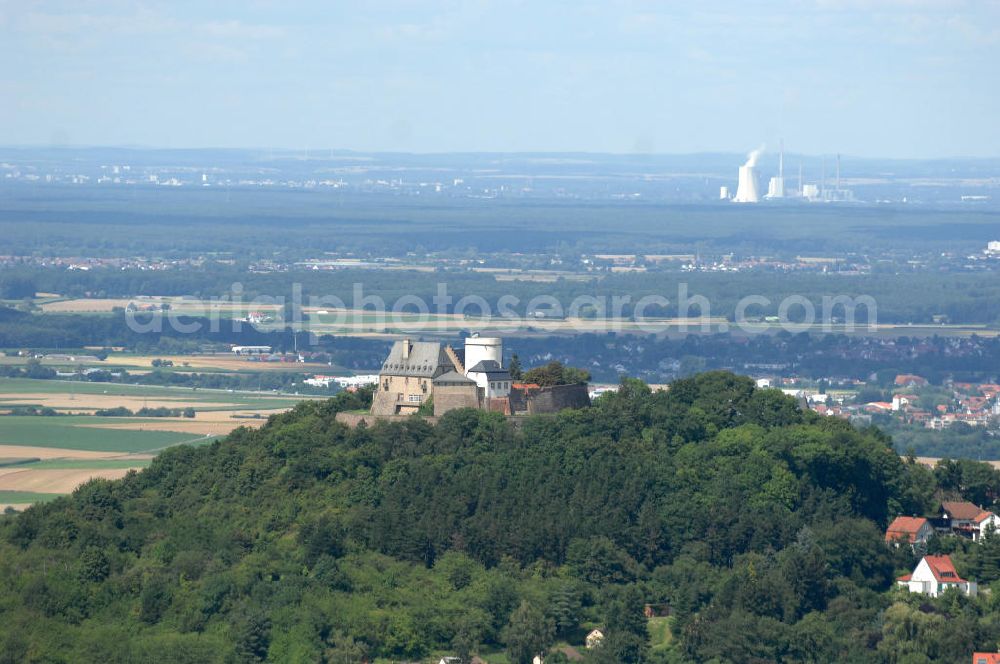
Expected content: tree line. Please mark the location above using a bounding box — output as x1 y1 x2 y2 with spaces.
1 372 999 662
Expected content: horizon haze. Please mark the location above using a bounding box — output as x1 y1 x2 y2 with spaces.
2 1 999 158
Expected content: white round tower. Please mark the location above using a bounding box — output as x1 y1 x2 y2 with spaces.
464 335 502 373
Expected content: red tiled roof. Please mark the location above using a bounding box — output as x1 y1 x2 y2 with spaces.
972 653 1000 664
974 511 996 524
885 516 929 543
923 555 967 584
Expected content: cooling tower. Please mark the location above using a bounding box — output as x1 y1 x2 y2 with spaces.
719 186 731 200
734 165 761 203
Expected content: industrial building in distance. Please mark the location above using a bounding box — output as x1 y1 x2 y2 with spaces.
723 142 855 203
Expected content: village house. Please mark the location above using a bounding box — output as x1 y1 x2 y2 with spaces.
885 516 935 548
941 501 1000 541
585 629 605 649
897 555 977 597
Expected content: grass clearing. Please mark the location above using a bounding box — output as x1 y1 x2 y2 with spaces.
21 458 152 470
649 616 674 651
0 416 195 453
0 490 62 504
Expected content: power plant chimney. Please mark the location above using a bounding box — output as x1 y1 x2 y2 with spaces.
766 139 786 199
821 157 827 200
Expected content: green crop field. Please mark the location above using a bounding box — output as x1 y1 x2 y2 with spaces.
17 458 152 470
0 490 62 505
0 377 267 401
0 416 197 453
0 377 316 409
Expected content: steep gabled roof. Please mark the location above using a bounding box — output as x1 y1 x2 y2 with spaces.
923 555 967 584
380 340 456 378
885 516 930 543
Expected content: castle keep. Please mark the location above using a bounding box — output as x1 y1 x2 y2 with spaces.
370 335 588 417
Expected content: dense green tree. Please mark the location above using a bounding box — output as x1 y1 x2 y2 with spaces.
503 600 555 664
524 361 591 386
232 611 271 663
509 353 524 381
547 582 583 639
1 374 1000 662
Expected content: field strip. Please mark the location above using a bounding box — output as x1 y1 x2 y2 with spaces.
76 419 268 435
103 354 333 372
0 468 136 493
0 444 126 460
0 394 244 410
918 456 1000 470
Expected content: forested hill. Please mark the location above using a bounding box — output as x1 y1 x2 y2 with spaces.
1 372 999 663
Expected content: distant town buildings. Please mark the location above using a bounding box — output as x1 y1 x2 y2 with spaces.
231 345 272 356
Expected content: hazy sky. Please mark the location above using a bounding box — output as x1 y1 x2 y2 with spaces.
1 1 998 157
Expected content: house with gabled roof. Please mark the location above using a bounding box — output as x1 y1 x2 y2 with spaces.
432 371 481 415
941 501 1000 541
466 360 512 399
897 555 977 597
885 516 934 548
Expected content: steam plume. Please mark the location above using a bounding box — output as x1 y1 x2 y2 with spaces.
743 145 765 168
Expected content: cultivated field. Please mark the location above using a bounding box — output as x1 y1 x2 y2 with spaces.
30 296 1000 339
0 378 323 508
0 352 332 374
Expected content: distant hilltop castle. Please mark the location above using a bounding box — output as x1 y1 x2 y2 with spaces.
370 334 589 417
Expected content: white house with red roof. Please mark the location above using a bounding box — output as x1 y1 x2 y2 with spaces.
897 555 977 597
885 516 934 548
941 501 1000 541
